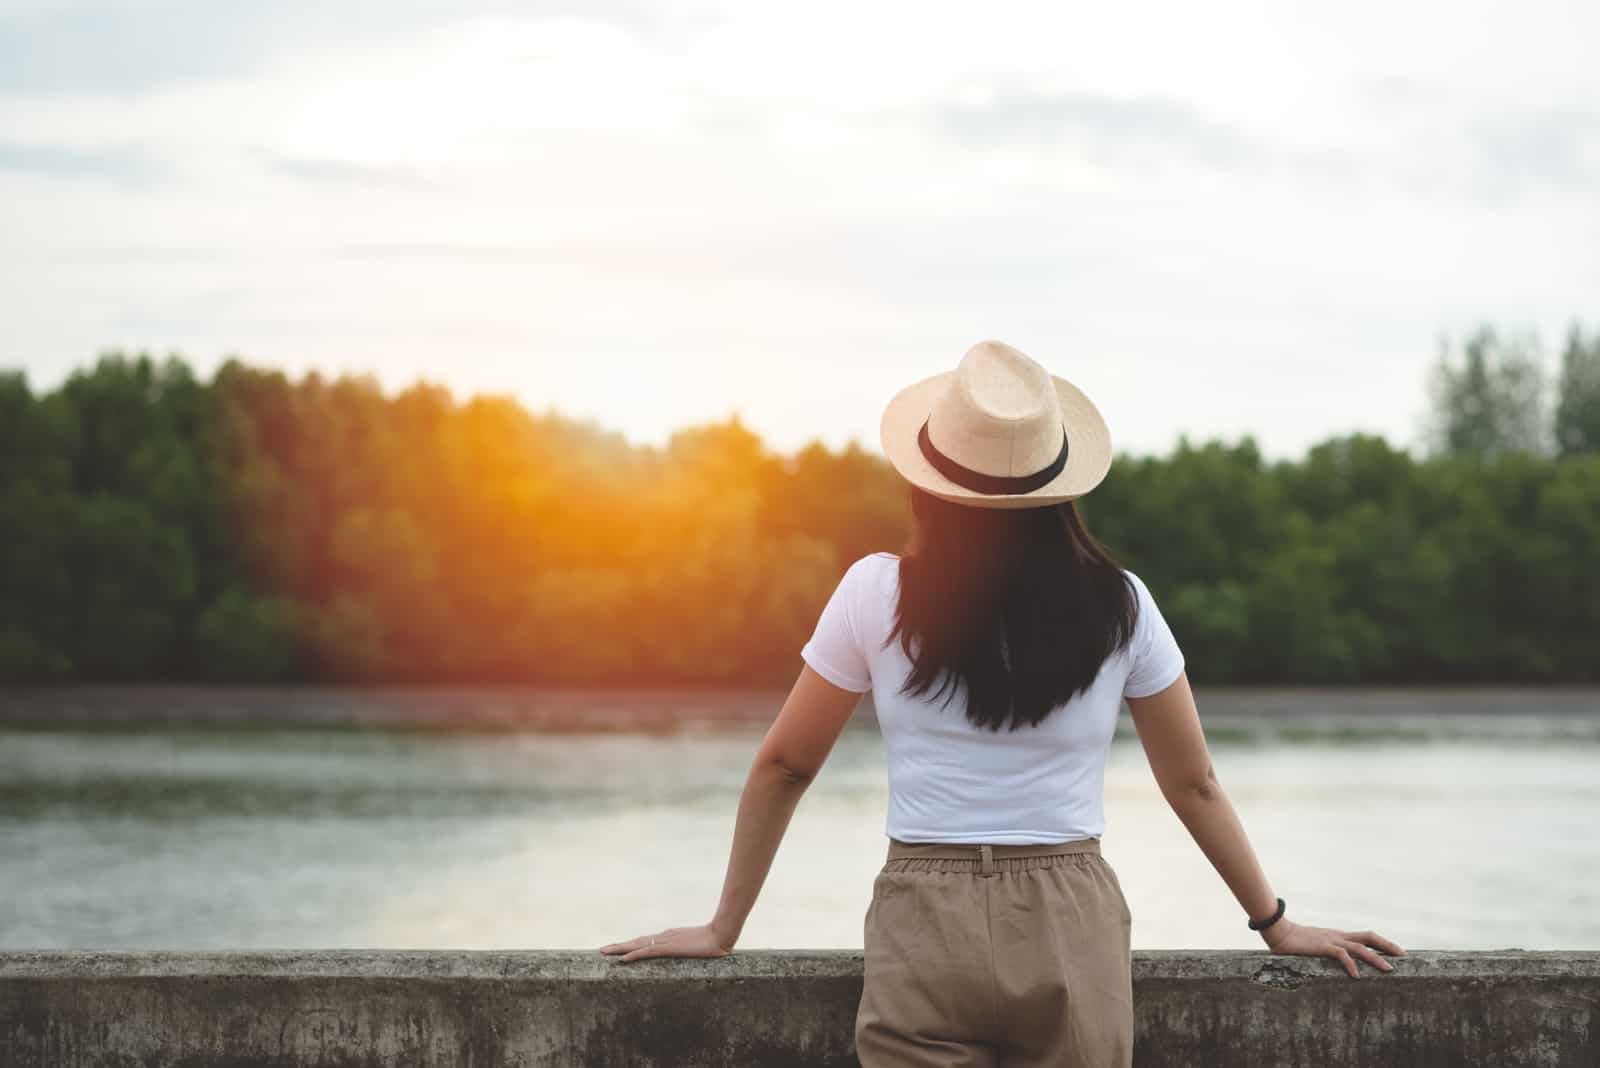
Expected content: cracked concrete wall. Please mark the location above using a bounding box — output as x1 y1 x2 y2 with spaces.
2 950 1597 1067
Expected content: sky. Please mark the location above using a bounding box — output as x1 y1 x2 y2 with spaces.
2 0 1597 459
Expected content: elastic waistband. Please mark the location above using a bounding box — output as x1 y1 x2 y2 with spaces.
886 836 1101 862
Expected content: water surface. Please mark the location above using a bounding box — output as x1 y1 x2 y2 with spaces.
3 689 1597 952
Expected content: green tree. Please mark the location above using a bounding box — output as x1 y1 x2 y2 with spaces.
3 345 1598 687
191 588 301 682
1425 325 1549 458
1554 322 1600 456
0 372 80 679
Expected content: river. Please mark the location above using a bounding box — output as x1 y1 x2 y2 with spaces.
3 688 1597 953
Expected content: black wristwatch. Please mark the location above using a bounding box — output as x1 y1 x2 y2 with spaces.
1248 896 1286 932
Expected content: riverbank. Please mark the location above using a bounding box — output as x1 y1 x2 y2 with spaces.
3 684 1599 733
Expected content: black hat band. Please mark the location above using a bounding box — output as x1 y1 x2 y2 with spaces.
916 419 1069 495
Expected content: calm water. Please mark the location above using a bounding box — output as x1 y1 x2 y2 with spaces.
3 690 1598 952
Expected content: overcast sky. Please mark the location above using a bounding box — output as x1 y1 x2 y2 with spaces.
3 0 1597 458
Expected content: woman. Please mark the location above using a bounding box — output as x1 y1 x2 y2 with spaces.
601 340 1405 1066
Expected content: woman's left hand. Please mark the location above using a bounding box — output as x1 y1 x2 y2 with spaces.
599 923 735 963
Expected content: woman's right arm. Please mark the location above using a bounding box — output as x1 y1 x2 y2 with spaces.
1126 671 1406 978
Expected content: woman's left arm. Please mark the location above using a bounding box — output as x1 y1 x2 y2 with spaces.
599 665 865 962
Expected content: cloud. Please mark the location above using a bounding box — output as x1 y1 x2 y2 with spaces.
0 139 161 183
931 86 1262 169
0 0 714 96
1352 76 1600 202
262 154 442 190
928 80 1600 202
0 1 303 95
1470 108 1600 195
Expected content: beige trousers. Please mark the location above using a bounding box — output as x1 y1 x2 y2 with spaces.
855 836 1134 1067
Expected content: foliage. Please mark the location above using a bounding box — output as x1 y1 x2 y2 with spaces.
1 338 1597 686
1425 325 1549 458
1555 324 1600 457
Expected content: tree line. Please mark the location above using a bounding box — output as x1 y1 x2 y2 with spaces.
3 324 1597 686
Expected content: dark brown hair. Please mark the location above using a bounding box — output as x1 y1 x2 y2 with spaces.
887 486 1138 731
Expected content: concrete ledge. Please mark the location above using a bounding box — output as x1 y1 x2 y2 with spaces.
3 950 1597 1066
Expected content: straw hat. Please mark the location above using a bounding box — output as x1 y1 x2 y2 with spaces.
880 340 1113 509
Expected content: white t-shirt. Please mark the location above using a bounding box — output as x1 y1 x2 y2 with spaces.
800 551 1185 845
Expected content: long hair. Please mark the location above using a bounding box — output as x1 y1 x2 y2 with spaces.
887 486 1138 732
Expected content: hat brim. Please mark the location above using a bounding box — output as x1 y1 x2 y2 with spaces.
879 371 1113 510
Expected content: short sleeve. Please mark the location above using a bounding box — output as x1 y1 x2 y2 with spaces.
800 557 875 693
1122 571 1185 699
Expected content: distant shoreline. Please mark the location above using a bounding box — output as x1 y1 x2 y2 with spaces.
2 684 1597 731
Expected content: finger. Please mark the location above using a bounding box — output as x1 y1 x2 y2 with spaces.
620 941 669 963
599 932 662 955
1330 945 1358 979
1350 930 1407 957
1341 940 1394 973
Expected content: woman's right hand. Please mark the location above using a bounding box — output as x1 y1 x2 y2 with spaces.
1259 917 1406 978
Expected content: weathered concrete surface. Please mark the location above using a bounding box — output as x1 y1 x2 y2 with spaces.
2 949 1596 1067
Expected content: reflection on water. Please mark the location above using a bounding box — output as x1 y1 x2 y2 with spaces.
3 690 1598 952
